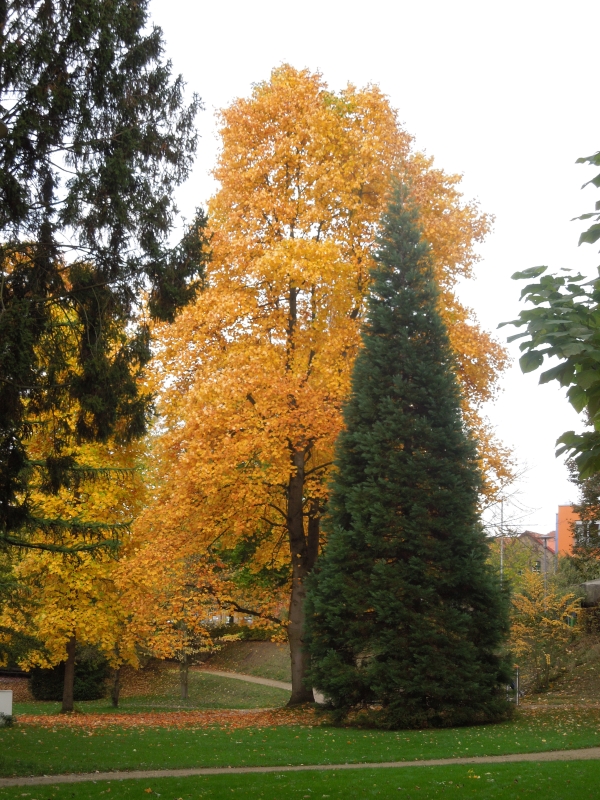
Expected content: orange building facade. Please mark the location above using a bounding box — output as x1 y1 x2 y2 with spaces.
557 505 579 555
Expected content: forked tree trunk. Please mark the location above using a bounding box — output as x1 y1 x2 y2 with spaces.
180 655 189 700
287 451 320 705
61 635 76 713
111 667 122 708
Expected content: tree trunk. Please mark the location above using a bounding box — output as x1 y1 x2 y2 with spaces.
61 635 76 713
288 563 313 704
111 667 122 708
180 655 189 700
287 451 320 705
285 282 321 705
307 501 320 567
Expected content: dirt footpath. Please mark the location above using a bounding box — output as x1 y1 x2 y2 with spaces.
2 746 600 788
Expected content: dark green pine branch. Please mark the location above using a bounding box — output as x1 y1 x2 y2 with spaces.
0 518 128 553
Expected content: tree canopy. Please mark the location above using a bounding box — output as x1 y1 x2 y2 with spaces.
0 0 208 550
133 65 510 702
502 149 600 478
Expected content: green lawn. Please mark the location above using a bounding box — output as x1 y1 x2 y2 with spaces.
1 708 600 778
13 672 290 715
0 760 598 799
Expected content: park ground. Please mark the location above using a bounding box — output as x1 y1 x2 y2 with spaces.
2 642 600 798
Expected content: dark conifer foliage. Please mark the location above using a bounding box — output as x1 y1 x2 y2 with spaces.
306 190 510 728
0 1 209 550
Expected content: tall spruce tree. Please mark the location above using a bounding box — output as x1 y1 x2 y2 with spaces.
0 1 208 551
305 190 510 728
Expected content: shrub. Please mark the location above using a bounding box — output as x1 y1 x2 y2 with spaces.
511 571 580 692
209 623 276 642
30 655 109 701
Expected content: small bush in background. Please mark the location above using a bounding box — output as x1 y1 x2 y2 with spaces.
30 649 109 701
208 623 277 642
511 571 580 692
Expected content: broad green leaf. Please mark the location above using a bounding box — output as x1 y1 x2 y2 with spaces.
578 453 598 480
560 342 587 356
497 319 521 329
506 331 529 343
583 349 600 363
576 151 600 166
539 363 569 385
556 430 578 447
583 172 600 189
575 369 599 390
579 224 600 246
519 351 544 373
511 266 547 281
567 385 587 413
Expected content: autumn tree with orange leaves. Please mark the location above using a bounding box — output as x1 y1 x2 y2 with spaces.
136 65 512 703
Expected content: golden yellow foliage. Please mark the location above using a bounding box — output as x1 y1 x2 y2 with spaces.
511 571 580 691
0 437 145 671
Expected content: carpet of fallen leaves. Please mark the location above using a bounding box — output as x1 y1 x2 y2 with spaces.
17 707 321 731
0 676 31 702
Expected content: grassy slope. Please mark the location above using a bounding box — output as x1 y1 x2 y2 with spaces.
528 639 600 705
202 641 291 683
0 761 598 799
1 707 600 777
13 672 290 716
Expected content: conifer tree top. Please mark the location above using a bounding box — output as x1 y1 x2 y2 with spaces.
326 188 481 542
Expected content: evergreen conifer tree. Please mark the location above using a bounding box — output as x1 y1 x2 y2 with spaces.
305 190 510 728
0 1 208 551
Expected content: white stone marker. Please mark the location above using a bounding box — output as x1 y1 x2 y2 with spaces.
0 690 13 717
312 688 327 705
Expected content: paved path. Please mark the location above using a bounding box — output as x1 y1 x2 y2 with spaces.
198 668 292 692
198 668 330 702
2 747 600 788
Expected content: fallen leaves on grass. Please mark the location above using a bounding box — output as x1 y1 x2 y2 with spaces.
17 707 320 731
518 704 600 720
509 704 600 739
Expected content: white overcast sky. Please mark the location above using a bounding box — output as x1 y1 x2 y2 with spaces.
149 0 600 533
